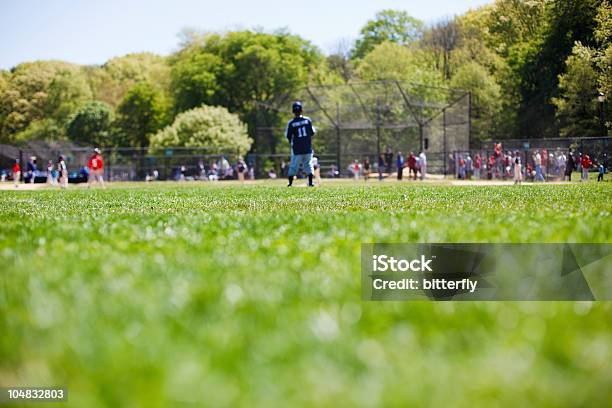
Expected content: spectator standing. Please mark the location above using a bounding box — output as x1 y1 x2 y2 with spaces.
248 164 255 180
597 163 605 182
558 151 567 177
448 154 455 178
493 143 502 177
513 156 522 185
385 148 393 174
46 160 55 185
219 156 230 178
458 156 466 179
198 160 206 180
363 157 371 182
57 155 68 189
465 154 473 180
474 154 481 179
396 151 404 180
407 152 417 180
534 150 545 182
378 154 385 180
525 162 534 181
581 154 592 181
419 151 427 180
12 159 21 188
27 156 37 184
565 150 575 181
352 160 360 181
487 155 495 179
311 156 321 186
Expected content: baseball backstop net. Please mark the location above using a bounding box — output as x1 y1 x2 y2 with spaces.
257 80 471 174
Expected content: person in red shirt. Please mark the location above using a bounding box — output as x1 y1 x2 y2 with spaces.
487 154 495 179
474 154 482 179
12 159 20 188
407 152 417 180
87 148 106 188
581 154 592 182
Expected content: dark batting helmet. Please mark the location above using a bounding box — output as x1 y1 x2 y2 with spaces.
292 101 303 113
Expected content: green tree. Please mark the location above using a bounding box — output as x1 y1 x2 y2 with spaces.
0 61 91 143
66 101 114 146
515 0 600 138
553 43 601 138
170 30 323 153
450 61 502 142
594 0 612 48
598 46 612 134
326 40 354 83
87 53 171 109
46 69 92 125
455 6 517 138
170 49 220 112
352 10 424 59
486 0 547 58
0 70 12 142
150 105 252 154
422 18 459 81
356 42 442 87
12 119 64 143
114 82 168 148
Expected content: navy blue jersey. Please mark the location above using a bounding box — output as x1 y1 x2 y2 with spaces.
285 116 315 155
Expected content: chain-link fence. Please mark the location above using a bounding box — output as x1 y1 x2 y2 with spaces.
449 137 611 181
257 80 471 175
0 141 339 182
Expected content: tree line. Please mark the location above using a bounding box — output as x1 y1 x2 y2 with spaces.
0 0 610 154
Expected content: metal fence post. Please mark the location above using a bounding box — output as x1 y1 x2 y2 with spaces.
376 99 381 164
19 149 23 182
443 108 447 176
419 124 424 154
468 91 472 149
336 102 341 173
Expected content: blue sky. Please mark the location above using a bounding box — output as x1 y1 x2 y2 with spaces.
0 0 492 69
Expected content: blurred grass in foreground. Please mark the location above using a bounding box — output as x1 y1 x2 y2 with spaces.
0 182 611 407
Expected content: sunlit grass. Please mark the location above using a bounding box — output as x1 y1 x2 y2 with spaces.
0 182 611 407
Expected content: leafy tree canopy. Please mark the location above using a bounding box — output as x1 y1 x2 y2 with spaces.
114 82 169 148
356 42 442 87
150 105 252 154
451 61 502 142
66 101 114 146
352 10 424 59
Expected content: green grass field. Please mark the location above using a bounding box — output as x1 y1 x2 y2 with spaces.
1 182 611 407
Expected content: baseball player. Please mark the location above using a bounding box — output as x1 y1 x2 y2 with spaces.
87 148 106 188
286 101 316 187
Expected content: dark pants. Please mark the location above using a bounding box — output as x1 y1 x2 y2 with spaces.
409 167 417 180
598 173 604 182
397 166 403 180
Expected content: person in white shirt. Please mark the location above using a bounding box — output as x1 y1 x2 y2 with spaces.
513 156 522 185
558 152 566 177
419 151 427 180
534 151 545 182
